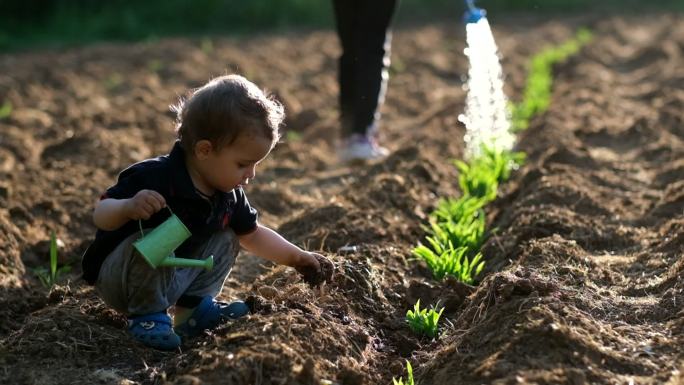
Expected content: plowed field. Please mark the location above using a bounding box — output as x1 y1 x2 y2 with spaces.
1 13 682 385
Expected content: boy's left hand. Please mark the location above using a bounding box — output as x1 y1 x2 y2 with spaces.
294 252 334 286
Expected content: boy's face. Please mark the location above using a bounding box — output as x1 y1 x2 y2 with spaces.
194 134 273 192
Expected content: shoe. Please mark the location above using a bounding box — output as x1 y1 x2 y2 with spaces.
339 134 389 163
175 295 250 337
128 312 181 350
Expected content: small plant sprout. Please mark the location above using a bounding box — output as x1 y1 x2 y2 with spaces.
455 158 499 201
392 361 415 385
286 130 302 142
511 29 592 132
103 73 123 91
34 231 70 289
412 241 484 284
431 195 485 225
455 146 524 203
406 299 444 339
389 56 406 75
200 37 214 55
0 100 12 119
478 145 526 183
425 204 485 251
147 59 164 73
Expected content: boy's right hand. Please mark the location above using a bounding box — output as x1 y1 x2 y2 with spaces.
125 190 166 220
294 252 334 286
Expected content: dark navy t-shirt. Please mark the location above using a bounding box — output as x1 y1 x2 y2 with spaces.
81 141 258 285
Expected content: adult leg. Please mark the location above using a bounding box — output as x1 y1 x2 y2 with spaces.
334 0 399 162
332 0 359 137
350 0 398 137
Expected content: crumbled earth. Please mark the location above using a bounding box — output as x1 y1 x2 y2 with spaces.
0 12 682 385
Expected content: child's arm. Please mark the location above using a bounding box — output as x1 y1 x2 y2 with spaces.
93 189 166 231
238 224 309 266
239 224 334 284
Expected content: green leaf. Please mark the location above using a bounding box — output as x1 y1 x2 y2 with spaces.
393 361 415 385
406 361 414 385
50 231 58 281
0 100 12 119
406 299 444 339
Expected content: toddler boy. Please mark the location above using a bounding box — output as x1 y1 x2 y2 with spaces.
82 75 334 350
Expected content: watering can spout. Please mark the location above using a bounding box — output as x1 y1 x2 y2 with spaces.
464 0 486 24
160 255 214 270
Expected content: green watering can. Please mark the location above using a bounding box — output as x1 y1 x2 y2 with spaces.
133 208 214 270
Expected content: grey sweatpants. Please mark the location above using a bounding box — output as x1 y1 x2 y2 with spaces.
95 229 240 316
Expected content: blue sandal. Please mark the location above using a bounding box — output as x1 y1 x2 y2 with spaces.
175 296 250 337
128 312 181 350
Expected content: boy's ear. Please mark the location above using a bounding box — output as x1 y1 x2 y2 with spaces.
194 140 213 160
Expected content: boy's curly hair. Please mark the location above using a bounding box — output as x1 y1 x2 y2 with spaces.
172 74 284 152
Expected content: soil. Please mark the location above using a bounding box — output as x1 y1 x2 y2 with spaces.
1 12 683 385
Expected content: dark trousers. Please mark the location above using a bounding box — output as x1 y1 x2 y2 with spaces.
333 0 398 137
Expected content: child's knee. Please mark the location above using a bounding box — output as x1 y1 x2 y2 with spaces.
94 234 140 311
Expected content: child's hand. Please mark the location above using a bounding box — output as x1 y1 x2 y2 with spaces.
125 189 166 220
294 252 334 286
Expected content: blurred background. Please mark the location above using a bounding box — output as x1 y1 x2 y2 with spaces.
2 0 682 52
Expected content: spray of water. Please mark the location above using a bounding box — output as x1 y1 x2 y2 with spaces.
458 18 514 158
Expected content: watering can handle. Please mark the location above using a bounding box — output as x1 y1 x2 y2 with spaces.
138 206 175 237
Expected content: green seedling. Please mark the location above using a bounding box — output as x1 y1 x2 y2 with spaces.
389 56 406 75
512 29 593 132
431 195 486 225
412 241 484 283
424 212 485 252
147 59 163 73
428 194 486 249
455 159 499 201
455 145 525 201
0 100 12 119
200 37 214 55
406 300 444 339
34 231 70 289
477 146 526 183
392 361 415 385
286 130 302 142
103 73 123 91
